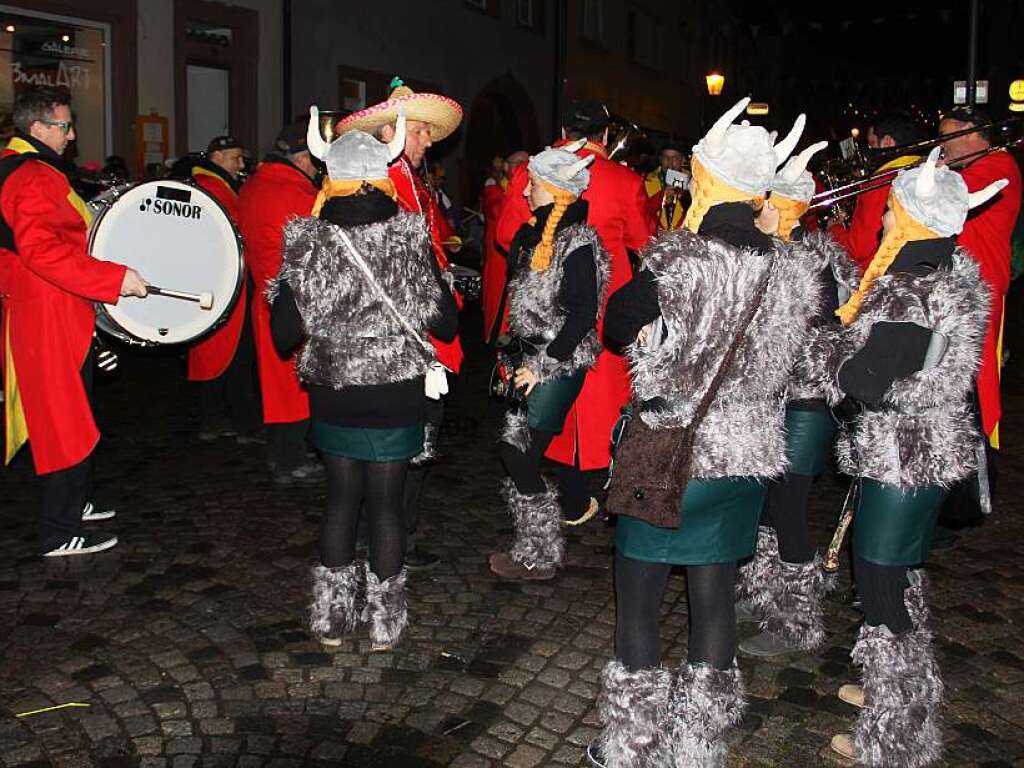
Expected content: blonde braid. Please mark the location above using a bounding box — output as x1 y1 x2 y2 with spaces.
530 182 578 272
683 157 763 233
770 195 810 242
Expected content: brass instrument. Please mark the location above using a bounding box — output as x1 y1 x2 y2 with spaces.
317 110 343 143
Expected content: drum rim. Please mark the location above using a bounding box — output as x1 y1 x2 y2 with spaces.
90 178 245 347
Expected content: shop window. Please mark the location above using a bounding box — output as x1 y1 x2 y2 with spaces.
185 19 232 47
0 7 111 166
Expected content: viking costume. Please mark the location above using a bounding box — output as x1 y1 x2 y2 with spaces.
735 142 862 658
804 148 1005 765
269 109 458 650
589 99 817 768
488 145 609 581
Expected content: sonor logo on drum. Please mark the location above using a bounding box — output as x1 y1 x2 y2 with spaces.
138 186 203 220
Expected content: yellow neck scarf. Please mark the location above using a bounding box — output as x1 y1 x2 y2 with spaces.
835 195 939 325
312 178 397 217
683 157 762 233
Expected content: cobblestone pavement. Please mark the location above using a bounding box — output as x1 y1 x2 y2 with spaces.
3 298 1024 768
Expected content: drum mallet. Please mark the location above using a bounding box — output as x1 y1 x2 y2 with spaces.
146 285 215 310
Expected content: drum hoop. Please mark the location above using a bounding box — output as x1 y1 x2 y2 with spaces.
90 178 245 347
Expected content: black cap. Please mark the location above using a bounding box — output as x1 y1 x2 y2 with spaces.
274 121 307 154
561 101 610 135
206 135 241 153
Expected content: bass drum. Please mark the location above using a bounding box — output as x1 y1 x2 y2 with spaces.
90 179 243 346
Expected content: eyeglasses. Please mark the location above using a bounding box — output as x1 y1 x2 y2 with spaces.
40 119 74 134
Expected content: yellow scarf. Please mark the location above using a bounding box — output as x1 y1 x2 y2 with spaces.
683 157 762 233
835 195 939 325
311 178 397 217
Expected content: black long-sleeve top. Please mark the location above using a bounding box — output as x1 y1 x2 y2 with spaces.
507 198 598 362
604 202 773 349
270 190 458 428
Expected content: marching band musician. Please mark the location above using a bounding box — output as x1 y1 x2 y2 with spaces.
269 108 458 651
644 143 688 232
494 101 654 537
0 86 147 557
237 121 322 485
488 145 608 582
734 141 862 659
188 134 261 443
590 99 816 768
803 148 1005 765
335 78 465 571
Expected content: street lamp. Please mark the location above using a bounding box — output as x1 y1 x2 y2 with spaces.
706 72 725 96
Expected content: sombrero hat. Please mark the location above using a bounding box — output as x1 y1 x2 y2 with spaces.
335 77 463 142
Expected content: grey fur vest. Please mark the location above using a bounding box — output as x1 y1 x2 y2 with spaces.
801 249 989 488
628 229 818 480
269 211 442 389
507 221 611 382
786 230 862 402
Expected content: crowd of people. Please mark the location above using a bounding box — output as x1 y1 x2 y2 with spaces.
2 80 1022 767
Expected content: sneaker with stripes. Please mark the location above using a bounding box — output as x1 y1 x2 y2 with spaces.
42 533 118 557
81 502 116 522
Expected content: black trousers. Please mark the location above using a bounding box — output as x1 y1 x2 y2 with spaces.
37 350 94 551
267 419 309 472
199 291 260 435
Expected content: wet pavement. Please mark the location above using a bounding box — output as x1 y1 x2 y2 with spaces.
3 297 1024 768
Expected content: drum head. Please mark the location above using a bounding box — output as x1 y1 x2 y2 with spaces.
90 180 242 345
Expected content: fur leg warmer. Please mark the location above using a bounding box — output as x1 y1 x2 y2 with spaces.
761 556 836 651
596 661 672 768
851 570 943 768
501 409 531 453
504 478 565 570
309 563 361 638
669 662 746 767
735 526 780 613
363 564 409 648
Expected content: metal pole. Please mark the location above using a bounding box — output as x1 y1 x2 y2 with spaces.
967 0 979 105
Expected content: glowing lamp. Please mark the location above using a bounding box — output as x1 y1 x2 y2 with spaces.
705 72 725 96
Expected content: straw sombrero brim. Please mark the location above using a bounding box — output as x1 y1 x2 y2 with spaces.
336 93 463 142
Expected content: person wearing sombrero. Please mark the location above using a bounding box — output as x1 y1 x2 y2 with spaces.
591 98 817 768
733 141 863 660
801 148 1004 765
488 143 610 582
335 78 464 570
269 108 458 651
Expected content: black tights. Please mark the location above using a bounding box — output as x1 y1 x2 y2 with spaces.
500 428 555 495
615 551 737 671
855 557 912 634
762 472 816 563
320 455 407 580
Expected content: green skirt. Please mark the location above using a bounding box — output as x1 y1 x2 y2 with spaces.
785 407 835 477
312 421 424 462
615 477 765 565
853 479 948 566
526 370 586 434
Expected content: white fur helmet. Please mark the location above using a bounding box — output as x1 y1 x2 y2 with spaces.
306 105 405 182
772 141 828 203
527 139 595 196
692 97 806 197
893 147 1008 237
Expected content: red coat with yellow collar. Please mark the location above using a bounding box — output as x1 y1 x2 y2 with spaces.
0 136 126 474
187 164 248 381
495 142 654 470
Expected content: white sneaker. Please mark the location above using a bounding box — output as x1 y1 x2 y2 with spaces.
81 502 116 522
43 533 118 557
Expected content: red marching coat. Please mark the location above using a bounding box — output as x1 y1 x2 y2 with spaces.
389 157 464 373
1 137 126 474
237 159 316 424
496 143 655 470
957 150 1023 448
187 166 247 381
479 178 507 340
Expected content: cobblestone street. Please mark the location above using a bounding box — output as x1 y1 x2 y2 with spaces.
3 299 1024 768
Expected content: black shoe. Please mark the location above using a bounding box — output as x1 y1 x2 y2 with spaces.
43 533 118 557
404 545 440 571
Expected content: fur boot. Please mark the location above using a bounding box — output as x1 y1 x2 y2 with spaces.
760 556 835 651
504 478 565 570
735 526 781 615
851 570 943 767
596 661 672 768
363 564 409 649
309 563 361 641
668 662 746 767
